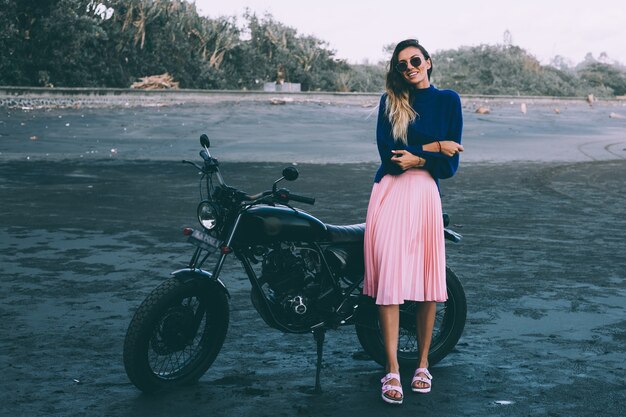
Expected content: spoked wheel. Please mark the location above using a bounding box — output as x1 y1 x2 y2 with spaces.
356 267 467 368
123 278 229 393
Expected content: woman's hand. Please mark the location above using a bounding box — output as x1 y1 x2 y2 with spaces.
391 150 423 170
438 141 464 157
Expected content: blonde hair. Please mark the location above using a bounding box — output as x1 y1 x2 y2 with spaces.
385 92 416 145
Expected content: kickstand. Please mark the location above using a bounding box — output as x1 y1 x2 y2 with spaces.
313 328 326 393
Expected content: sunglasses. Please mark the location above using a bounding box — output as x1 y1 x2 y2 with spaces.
395 56 422 73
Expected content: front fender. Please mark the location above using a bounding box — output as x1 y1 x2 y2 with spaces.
170 268 230 298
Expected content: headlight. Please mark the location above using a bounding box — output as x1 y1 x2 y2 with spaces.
197 201 220 230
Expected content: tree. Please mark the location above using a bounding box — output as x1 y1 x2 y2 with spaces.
0 0 25 84
432 44 625 97
577 62 626 96
231 11 348 91
337 64 385 92
0 0 108 86
2 1 624 94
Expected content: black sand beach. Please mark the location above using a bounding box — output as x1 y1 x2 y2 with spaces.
1 95 626 416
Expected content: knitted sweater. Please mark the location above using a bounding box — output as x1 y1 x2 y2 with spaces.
374 85 463 188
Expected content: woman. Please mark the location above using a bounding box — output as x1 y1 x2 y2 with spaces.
363 39 464 405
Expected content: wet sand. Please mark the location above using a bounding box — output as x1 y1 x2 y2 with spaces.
1 97 626 416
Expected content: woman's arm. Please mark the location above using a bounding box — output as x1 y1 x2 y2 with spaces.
422 140 464 157
401 93 463 179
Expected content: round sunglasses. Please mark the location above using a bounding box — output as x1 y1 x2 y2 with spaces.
395 56 422 73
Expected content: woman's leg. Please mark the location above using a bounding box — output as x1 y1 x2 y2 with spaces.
379 304 401 399
413 301 436 389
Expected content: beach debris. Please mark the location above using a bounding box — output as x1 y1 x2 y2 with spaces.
475 106 490 114
269 97 294 105
30 135 38 140
554 108 561 114
520 103 527 114
609 112 626 119
130 73 179 90
494 400 514 405
586 94 594 105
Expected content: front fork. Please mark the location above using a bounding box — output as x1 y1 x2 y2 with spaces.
187 212 244 281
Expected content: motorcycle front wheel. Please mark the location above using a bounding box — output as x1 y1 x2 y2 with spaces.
355 267 467 368
123 277 229 393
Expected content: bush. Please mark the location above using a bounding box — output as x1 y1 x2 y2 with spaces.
1 1 624 96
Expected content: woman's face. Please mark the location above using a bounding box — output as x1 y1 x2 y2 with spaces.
396 46 430 89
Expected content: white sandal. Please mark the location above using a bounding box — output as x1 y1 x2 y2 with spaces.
381 372 403 405
411 367 432 393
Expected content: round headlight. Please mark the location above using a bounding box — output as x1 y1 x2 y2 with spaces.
197 201 219 230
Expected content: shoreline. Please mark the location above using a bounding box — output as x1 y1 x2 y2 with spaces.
2 99 625 165
2 86 626 109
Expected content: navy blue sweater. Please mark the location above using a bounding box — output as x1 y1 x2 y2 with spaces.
374 85 463 188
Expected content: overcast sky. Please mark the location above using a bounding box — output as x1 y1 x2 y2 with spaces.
195 0 625 66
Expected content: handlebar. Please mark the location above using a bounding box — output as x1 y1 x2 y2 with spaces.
288 193 315 205
275 188 315 205
189 136 314 206
241 189 315 206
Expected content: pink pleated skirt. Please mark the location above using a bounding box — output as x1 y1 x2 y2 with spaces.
363 169 447 305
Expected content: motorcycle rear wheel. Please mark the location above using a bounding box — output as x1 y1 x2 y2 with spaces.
355 267 466 368
123 277 229 393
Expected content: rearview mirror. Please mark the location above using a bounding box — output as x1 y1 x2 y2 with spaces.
200 134 210 148
282 166 299 181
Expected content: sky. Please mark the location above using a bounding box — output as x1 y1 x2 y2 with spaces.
194 0 626 66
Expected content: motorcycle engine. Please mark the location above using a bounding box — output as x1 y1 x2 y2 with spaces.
259 244 322 326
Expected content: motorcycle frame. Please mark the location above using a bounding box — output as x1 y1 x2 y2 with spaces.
180 209 364 334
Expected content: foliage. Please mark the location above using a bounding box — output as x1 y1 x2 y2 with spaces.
337 64 386 93
0 0 109 86
576 62 626 96
231 11 349 91
430 44 626 97
94 0 241 88
1 1 625 96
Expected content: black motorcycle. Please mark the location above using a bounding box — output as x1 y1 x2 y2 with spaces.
123 134 467 393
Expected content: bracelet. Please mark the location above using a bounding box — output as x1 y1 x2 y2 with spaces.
437 141 442 152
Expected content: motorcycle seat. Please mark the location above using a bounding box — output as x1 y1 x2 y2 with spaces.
325 223 365 243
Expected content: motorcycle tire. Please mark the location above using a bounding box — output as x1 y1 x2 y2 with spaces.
355 267 466 368
123 277 229 393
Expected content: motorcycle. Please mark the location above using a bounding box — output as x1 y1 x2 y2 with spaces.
123 134 467 393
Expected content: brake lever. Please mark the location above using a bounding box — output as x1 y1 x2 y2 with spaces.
182 160 205 172
242 194 273 209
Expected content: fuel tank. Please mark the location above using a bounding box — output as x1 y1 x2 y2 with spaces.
232 205 327 244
